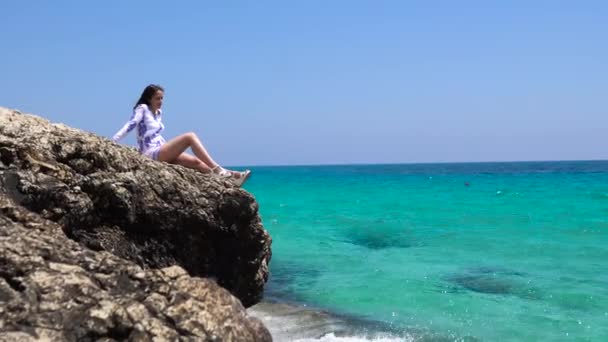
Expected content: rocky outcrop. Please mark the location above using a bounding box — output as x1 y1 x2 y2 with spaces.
0 106 271 307
0 106 273 340
0 195 271 341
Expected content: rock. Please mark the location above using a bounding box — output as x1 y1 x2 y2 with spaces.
0 106 271 307
0 106 273 340
0 194 271 341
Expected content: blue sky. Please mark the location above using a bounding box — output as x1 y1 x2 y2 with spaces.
1 1 606 166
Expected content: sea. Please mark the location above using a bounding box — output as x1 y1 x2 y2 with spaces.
242 161 608 341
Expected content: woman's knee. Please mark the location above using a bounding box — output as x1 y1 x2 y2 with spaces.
185 132 198 142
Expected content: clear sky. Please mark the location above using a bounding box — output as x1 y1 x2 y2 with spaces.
1 1 606 166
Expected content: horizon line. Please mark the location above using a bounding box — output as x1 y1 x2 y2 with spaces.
229 158 608 168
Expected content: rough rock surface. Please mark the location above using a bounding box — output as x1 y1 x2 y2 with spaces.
0 106 271 307
0 195 271 341
0 106 273 340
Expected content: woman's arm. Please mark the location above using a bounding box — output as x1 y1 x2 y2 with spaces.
112 105 145 142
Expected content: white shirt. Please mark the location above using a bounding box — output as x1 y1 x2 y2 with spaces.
112 104 166 153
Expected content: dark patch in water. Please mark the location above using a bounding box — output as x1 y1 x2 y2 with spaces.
345 228 413 249
265 258 320 301
447 274 514 295
463 266 528 277
336 218 418 250
444 266 541 299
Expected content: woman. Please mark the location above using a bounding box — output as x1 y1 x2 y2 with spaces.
112 84 251 186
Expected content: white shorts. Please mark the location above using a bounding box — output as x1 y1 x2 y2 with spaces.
142 144 162 160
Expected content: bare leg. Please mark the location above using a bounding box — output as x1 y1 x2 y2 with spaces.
158 132 219 168
171 153 212 173
157 132 250 184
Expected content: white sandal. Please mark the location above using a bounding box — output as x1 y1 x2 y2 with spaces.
211 165 232 178
231 169 251 187
211 166 251 186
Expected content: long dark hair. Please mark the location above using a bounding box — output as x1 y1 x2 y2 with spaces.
134 84 164 109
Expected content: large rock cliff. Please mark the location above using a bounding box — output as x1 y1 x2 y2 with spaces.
0 106 272 341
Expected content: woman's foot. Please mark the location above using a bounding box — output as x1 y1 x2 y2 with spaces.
211 165 232 178
211 166 252 186
230 169 251 187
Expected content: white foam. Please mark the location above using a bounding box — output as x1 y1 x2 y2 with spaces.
248 302 413 342
292 333 412 342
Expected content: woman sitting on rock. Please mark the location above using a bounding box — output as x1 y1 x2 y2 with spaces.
112 84 250 186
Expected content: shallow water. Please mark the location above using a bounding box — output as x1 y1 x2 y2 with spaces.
244 161 608 341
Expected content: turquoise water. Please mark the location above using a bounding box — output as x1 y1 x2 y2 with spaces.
244 161 608 341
